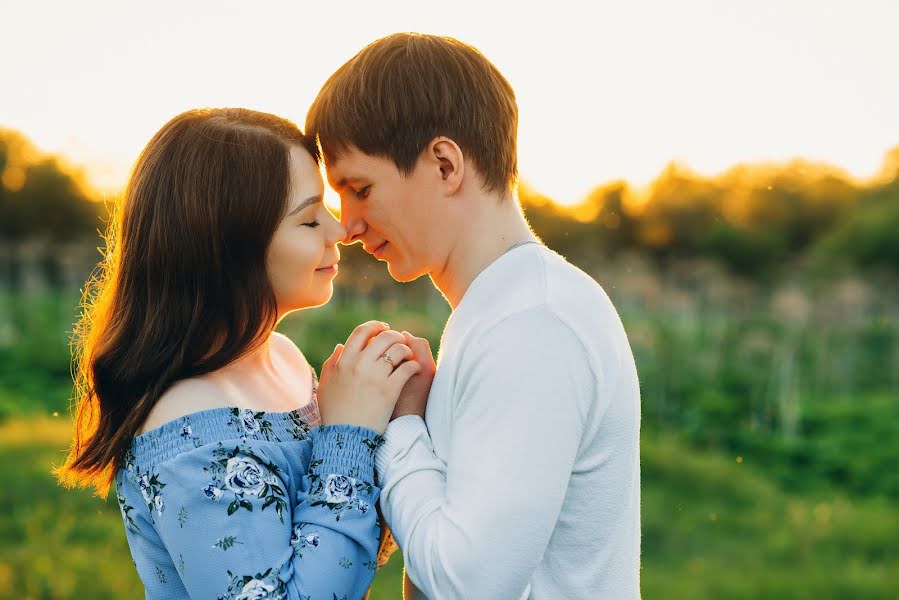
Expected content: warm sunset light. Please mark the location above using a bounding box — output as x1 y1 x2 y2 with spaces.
4 3 899 599
2 1 898 206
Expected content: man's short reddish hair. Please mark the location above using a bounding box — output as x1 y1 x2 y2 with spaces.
306 33 519 195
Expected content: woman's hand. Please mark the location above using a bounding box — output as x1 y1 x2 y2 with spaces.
317 321 421 433
391 332 437 421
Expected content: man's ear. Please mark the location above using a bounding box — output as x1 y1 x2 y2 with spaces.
429 137 464 194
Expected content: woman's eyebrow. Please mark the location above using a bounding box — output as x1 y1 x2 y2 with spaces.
287 195 323 217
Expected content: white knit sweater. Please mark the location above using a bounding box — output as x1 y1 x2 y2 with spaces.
375 243 641 599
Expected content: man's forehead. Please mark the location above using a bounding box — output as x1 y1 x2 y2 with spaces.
325 150 372 187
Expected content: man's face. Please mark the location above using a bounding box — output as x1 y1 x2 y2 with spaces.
325 146 446 282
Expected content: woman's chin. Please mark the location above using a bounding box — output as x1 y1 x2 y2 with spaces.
310 284 335 307
283 285 334 313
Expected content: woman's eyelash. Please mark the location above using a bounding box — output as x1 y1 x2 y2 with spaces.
302 220 321 228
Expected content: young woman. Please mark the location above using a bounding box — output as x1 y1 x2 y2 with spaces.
55 108 420 599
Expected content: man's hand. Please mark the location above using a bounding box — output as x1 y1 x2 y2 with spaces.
391 332 436 421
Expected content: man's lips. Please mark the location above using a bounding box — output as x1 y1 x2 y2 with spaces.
374 241 390 258
367 241 388 258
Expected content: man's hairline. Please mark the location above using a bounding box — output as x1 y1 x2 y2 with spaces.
316 134 515 198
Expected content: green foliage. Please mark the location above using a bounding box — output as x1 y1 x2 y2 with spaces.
810 187 899 273
699 224 788 277
0 130 103 242
4 126 899 280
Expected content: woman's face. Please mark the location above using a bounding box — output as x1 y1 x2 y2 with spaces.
267 145 346 316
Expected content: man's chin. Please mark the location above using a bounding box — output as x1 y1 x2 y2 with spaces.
386 261 427 283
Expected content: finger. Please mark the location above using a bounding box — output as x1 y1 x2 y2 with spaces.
378 342 413 371
322 343 343 376
387 360 422 396
406 335 434 364
343 321 391 356
362 330 408 363
330 343 345 372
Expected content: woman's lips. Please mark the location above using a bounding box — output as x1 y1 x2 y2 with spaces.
315 264 338 276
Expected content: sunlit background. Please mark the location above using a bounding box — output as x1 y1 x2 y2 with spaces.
2 1 898 599
3 0 899 204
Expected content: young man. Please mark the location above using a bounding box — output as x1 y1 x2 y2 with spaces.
306 33 641 599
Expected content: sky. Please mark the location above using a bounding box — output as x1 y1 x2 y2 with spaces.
2 0 898 206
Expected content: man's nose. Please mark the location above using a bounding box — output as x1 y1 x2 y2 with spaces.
340 201 367 244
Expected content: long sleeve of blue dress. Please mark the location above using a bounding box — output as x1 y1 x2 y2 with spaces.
114 402 383 600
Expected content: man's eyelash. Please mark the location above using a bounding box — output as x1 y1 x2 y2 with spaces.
356 185 371 199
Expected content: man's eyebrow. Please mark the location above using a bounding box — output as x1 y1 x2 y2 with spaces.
336 176 365 189
287 195 322 217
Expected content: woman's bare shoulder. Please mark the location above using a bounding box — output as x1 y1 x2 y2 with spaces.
137 377 225 435
271 332 313 373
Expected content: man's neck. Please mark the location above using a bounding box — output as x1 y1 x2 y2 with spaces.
431 199 537 309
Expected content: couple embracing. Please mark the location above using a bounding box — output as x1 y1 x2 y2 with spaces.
59 33 640 600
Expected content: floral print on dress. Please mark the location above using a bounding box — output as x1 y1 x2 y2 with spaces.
362 434 386 457
227 408 279 441
203 442 289 522
219 567 287 600
287 410 312 441
122 447 136 472
116 397 379 600
136 469 166 522
290 523 320 558
117 492 140 533
307 462 373 521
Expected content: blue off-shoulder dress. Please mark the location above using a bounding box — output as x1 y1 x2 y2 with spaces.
114 372 384 600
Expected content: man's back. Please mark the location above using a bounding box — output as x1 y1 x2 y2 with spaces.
418 243 641 598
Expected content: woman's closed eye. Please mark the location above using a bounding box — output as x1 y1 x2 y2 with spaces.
302 220 320 228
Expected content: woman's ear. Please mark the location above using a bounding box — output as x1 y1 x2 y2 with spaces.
429 137 464 194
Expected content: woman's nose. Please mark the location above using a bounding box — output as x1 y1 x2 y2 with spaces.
325 210 348 246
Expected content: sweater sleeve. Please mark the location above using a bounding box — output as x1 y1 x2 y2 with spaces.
374 307 596 599
116 424 383 600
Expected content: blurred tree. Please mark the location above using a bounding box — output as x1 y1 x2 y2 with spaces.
810 184 899 272
0 129 103 242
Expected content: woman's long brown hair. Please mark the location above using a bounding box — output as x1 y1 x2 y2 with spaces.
55 108 319 496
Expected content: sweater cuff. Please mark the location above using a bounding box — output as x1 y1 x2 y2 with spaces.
308 424 382 485
374 415 429 480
